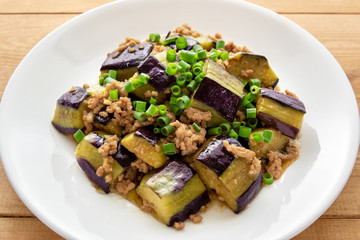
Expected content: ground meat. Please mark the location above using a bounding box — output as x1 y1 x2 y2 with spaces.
104 80 129 98
189 214 203 224
82 111 94 134
151 45 166 55
224 41 252 54
241 69 254 78
266 139 300 179
173 222 185 230
140 199 152 213
223 140 261 179
106 97 136 134
144 90 159 98
183 107 212 128
117 37 140 52
83 83 89 89
170 121 207 156
217 59 229 70
115 178 136 197
285 89 299 99
174 23 201 37
131 159 149 173
98 135 119 156
234 110 246 122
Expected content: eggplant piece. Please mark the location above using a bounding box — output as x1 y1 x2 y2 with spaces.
166 36 199 51
93 110 123 136
227 52 279 88
192 36 216 50
249 128 289 158
256 89 306 139
136 161 209 226
188 134 261 213
134 127 161 146
100 43 153 81
52 87 89 134
190 59 245 127
75 131 135 193
121 131 168 168
165 32 215 51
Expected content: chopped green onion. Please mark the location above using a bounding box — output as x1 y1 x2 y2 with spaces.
156 115 171 127
228 129 239 140
246 103 255 109
249 79 261 88
219 122 231 133
196 50 207 59
139 73 150 84
192 44 203 52
169 97 178 105
149 33 160 42
161 124 175 136
192 62 203 76
166 63 179 76
207 127 222 136
250 85 260 96
124 81 135 93
238 126 252 138
146 104 158 117
162 37 177 46
171 85 181 97
73 129 85 143
192 122 201 132
195 72 205 83
216 40 225 49
210 51 218 61
176 37 187 50
102 73 109 79
162 143 176 155
220 51 229 60
158 105 167 115
135 101 147 112
247 118 258 130
241 79 247 87
232 121 241 129
263 130 274 143
176 76 186 87
132 79 144 88
252 132 264 142
132 100 139 109
179 50 197 64
176 95 191 109
240 121 247 127
184 72 193 82
241 94 252 107
169 104 182 115
149 97 157 105
105 77 116 85
134 111 147 122
178 60 190 72
108 70 117 79
246 108 257 119
99 77 104 86
198 61 204 66
166 49 177 62
109 89 118 100
153 127 161 134
186 80 197 92
263 173 274 185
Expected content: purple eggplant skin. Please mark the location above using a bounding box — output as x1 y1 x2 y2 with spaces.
260 89 306 113
257 112 299 139
168 190 209 226
137 55 176 92
166 36 199 51
134 127 161 146
100 43 153 71
85 132 105 148
196 134 243 176
51 122 79 134
193 77 242 122
148 161 195 195
77 158 111 194
56 87 89 109
235 173 262 213
111 142 136 169
93 108 112 126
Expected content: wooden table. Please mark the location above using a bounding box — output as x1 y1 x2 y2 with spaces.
0 0 359 239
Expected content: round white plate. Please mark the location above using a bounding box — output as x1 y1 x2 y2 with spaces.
1 0 359 239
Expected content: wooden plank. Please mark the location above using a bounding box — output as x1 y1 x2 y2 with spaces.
294 219 360 239
0 14 359 102
0 0 359 14
0 218 63 239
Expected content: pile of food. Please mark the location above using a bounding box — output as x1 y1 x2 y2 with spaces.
52 24 306 230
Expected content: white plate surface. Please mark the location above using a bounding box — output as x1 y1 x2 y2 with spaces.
1 0 359 239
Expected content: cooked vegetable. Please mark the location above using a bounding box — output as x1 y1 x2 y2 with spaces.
256 89 306 138
136 161 209 226
227 52 279 88
93 110 123 136
100 43 153 81
52 87 89 134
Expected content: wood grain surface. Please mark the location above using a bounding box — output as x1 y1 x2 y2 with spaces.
0 0 359 239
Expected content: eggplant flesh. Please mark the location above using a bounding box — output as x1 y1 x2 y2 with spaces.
260 89 306 113
134 127 160 146
257 112 300 139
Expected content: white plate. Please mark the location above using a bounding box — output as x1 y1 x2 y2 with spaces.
1 0 359 239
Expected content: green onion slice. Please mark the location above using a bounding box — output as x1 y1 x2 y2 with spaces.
176 76 186 87
153 127 161 134
192 44 203 52
263 130 274 143
176 95 191 109
108 70 117 79
139 73 150 84
156 115 171 127
149 33 161 42
207 127 222 136
219 122 231 133
134 111 147 122
250 85 260 96
186 80 197 92
249 78 261 88
158 105 167 115
162 37 177 46
246 108 257 119
220 51 229 60
73 129 85 143
176 37 187 50
196 50 207 60
171 85 181 97
263 173 274 185
124 81 135 93
166 63 179 76
166 48 177 62
135 101 147 112
216 40 225 49
146 104 158 117
169 104 182 116
238 126 252 138
247 118 258 130
109 89 118 100
192 62 203 76
162 142 177 155
161 124 175 136
192 122 201 132
232 121 241 129
228 129 239 140
178 60 190 72
179 50 197 64
252 132 264 142
149 97 157 105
